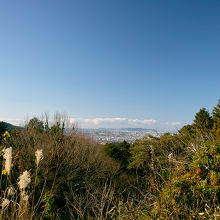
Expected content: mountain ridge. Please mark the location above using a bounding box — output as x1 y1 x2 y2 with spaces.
0 121 22 131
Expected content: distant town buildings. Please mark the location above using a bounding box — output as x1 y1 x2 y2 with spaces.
65 128 159 143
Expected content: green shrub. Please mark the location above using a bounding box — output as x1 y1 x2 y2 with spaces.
153 141 220 219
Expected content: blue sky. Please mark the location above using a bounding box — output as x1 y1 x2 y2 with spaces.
0 0 220 131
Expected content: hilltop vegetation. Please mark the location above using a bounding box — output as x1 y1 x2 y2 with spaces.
0 121 21 132
0 100 219 219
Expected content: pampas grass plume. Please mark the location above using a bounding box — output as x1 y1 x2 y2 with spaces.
2 147 12 175
18 171 31 190
35 149 43 167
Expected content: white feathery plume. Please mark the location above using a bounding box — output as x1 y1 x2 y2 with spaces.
7 186 15 196
1 198 10 209
35 149 43 167
168 153 173 162
2 147 12 175
17 171 31 190
21 191 29 202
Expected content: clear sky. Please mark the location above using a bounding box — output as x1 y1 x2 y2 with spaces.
0 0 220 131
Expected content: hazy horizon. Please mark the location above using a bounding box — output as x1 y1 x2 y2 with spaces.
0 115 180 132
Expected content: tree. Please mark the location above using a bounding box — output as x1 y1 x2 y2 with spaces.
179 124 195 136
193 108 213 132
0 121 7 135
0 121 8 144
212 99 220 121
105 141 131 168
212 99 220 138
26 117 44 132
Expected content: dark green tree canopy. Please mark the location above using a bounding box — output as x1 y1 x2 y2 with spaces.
212 99 220 122
212 99 220 138
0 121 8 144
179 124 195 135
193 108 213 131
105 141 131 167
0 121 7 136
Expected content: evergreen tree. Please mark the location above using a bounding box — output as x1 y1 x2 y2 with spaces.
212 99 220 138
193 108 213 132
212 99 220 121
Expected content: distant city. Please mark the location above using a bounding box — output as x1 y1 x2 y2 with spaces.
65 128 160 144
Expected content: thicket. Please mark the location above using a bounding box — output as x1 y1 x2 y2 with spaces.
0 100 219 219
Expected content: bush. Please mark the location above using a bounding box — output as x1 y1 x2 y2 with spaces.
0 118 121 219
152 140 220 219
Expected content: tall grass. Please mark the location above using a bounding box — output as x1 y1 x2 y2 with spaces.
0 118 122 219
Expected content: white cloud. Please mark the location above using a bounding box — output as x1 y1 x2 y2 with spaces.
161 121 181 127
69 117 157 128
70 117 127 124
170 122 181 126
128 119 156 124
0 118 24 126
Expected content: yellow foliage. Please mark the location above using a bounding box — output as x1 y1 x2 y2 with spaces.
2 170 7 175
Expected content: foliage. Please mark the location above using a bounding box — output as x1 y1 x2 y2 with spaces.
41 191 57 219
105 141 131 168
212 99 220 138
26 117 44 132
0 121 8 145
128 133 188 191
212 99 220 122
193 108 213 132
1 117 122 219
152 141 220 219
1 99 220 219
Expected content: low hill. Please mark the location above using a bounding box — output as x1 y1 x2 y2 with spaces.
0 121 22 131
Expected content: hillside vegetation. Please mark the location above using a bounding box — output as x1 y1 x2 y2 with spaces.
0 100 219 219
